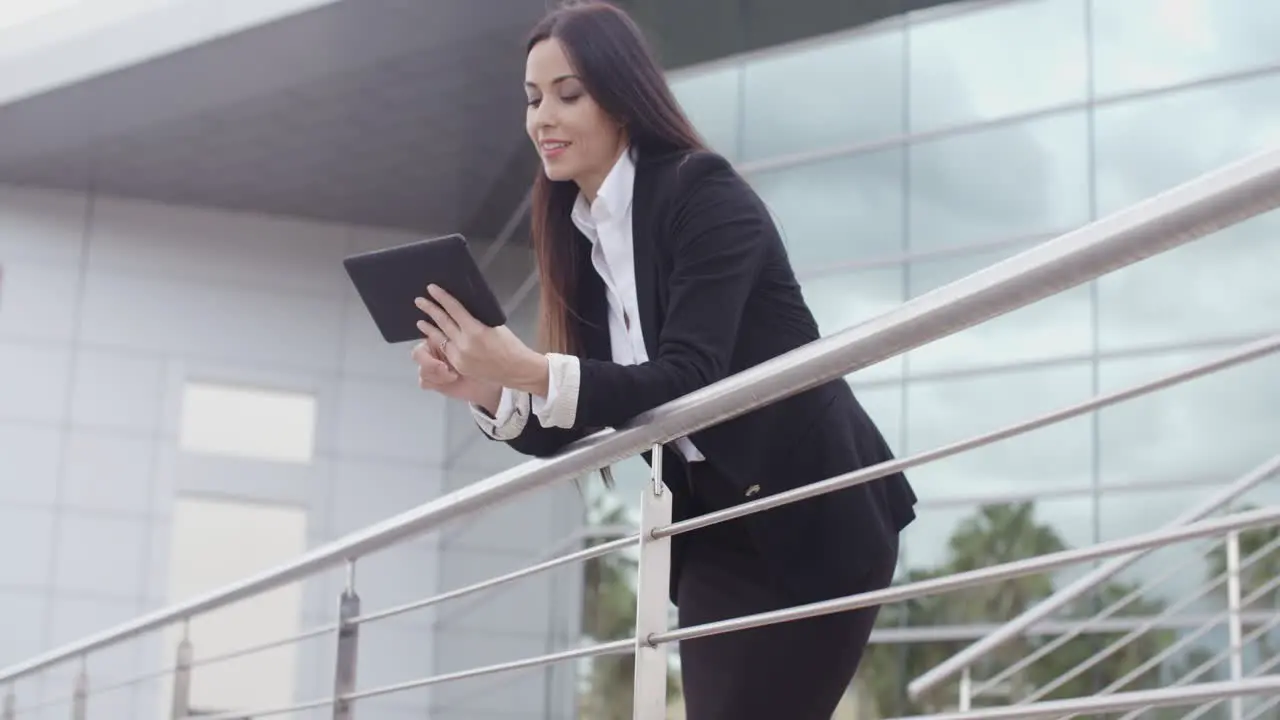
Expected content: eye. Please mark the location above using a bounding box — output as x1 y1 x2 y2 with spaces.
526 97 542 108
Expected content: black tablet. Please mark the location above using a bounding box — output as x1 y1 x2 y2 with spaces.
343 234 507 343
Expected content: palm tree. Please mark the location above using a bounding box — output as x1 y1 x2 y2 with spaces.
578 498 682 719
858 502 1181 717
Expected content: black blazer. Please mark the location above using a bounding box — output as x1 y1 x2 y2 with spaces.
499 147 917 606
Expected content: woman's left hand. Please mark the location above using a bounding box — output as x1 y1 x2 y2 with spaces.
414 285 550 396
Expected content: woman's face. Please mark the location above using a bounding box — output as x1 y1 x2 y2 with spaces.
525 38 626 200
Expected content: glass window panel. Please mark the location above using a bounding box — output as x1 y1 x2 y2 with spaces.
901 496 1095 590
178 382 316 464
669 63 742 161
1098 350 1280 489
908 0 1087 131
905 363 1095 502
740 24 905 161
1094 76 1280 352
908 112 1090 252
1098 219 1280 352
748 147 904 268
801 266 905 382
907 243 1093 372
852 384 905 457
1099 349 1280 617
1093 0 1280 98
1098 484 1250 620
1094 74 1280 215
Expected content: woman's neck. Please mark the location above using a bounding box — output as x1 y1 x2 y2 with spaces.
576 143 630 203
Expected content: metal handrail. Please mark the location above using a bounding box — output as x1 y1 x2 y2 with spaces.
3 145 1280 720
908 450 1280 699
1019 538 1280 705
968 540 1222 697
887 676 1280 720
157 507 1280 720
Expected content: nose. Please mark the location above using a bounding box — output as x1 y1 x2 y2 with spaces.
531 98 557 130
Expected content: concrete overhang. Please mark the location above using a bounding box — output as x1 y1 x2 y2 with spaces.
0 0 965 239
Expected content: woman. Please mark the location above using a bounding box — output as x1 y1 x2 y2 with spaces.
410 2 917 717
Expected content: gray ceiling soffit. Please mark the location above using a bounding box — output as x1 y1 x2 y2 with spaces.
0 0 969 238
0 0 547 234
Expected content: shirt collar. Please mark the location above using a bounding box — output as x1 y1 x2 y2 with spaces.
571 146 635 234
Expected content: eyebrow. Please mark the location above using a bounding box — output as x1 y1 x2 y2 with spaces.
524 74 579 90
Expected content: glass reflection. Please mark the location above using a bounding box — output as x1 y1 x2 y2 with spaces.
905 362 1095 500
1092 0 1280 98
669 64 743 161
1098 350 1280 488
908 0 1087 131
852 385 905 456
906 242 1093 372
1093 74 1280 215
902 496 1094 575
747 147 904 267
908 111 1091 252
740 23 905 161
801 266 905 382
1095 75 1280 351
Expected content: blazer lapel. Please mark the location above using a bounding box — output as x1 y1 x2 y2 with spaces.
572 228 611 361
630 151 661 360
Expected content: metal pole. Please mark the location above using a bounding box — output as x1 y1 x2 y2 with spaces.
958 667 972 711
631 444 673 720
3 686 14 720
71 662 86 720
170 623 193 720
1227 531 1243 720
332 561 361 720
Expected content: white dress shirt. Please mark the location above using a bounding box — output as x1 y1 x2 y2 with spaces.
471 148 705 463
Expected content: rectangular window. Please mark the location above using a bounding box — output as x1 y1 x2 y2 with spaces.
160 496 308 715
178 381 316 463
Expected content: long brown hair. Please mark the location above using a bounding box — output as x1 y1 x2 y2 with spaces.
525 1 706 354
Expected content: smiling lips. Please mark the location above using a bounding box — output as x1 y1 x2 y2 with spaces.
540 139 570 159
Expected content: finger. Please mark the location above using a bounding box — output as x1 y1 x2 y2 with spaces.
427 285 480 331
414 296 460 338
417 320 448 349
416 320 463 369
419 360 458 385
417 363 458 386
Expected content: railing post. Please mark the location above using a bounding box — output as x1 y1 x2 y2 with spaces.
170 621 193 720
1226 531 1243 720
3 686 14 720
958 667 972 711
632 444 673 720
71 660 87 720
332 561 361 720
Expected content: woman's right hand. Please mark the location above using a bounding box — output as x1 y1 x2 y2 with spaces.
411 339 502 412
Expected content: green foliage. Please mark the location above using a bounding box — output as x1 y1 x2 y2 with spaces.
859 502 1190 717
577 499 682 719
1206 503 1280 662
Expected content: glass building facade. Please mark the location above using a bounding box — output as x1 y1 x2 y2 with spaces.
583 0 1280 714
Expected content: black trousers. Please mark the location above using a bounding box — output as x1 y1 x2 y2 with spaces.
674 464 898 720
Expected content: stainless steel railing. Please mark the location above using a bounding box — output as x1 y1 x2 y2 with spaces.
944 524 1280 716
3 144 1280 719
909 454 1280 704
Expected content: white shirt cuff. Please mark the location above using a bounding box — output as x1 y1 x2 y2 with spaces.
531 353 580 429
470 388 530 441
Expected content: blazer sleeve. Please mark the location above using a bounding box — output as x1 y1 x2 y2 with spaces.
569 153 768 430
